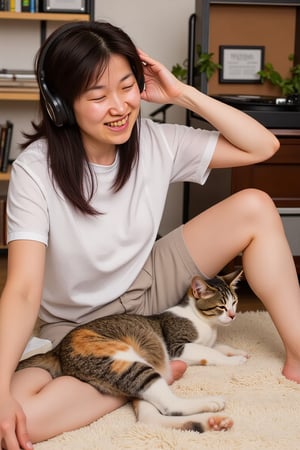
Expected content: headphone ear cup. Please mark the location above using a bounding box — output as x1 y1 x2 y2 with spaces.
40 79 74 127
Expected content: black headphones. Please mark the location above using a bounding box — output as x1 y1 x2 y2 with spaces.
37 26 77 127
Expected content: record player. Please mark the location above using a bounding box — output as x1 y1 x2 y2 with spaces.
212 94 300 128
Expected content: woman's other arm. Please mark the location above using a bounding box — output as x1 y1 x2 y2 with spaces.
139 50 279 168
0 240 46 449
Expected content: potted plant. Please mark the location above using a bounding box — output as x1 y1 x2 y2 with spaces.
258 54 300 97
172 44 222 83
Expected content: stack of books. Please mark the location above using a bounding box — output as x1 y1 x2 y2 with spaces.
0 120 13 173
0 68 38 91
0 0 39 12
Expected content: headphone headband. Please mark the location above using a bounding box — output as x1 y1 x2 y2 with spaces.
37 24 80 127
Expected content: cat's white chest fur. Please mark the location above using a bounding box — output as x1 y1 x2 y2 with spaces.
168 304 217 347
167 300 248 367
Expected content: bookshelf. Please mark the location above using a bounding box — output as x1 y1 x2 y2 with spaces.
0 5 94 248
0 7 94 101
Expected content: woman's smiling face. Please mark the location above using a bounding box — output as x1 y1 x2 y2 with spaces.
73 53 141 164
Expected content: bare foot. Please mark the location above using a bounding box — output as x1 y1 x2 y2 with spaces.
207 415 233 431
282 359 300 383
169 360 187 384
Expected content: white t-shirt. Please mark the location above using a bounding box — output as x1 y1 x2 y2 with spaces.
7 118 219 323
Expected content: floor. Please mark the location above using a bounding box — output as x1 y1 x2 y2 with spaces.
0 253 265 312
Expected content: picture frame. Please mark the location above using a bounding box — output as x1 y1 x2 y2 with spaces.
219 46 265 84
43 0 86 13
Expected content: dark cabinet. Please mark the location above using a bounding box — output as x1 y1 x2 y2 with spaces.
232 133 300 209
231 130 300 272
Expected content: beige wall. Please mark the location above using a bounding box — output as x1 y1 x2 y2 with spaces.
94 1 194 120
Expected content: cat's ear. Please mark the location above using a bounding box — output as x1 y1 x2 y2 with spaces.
222 270 243 288
192 276 215 299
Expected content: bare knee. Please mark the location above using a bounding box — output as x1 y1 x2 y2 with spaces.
233 189 278 222
235 188 274 209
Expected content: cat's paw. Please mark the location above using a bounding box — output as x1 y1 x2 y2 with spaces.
202 396 225 412
207 415 233 431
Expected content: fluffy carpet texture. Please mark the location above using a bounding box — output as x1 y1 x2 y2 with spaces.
35 311 300 450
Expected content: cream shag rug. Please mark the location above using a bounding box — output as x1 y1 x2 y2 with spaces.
35 311 300 450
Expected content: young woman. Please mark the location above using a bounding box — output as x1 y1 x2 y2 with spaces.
0 20 299 450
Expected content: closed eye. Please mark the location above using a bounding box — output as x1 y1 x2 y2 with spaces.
89 95 106 102
123 83 135 90
217 305 227 311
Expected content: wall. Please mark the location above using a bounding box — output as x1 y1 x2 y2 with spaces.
94 1 194 119
0 0 195 234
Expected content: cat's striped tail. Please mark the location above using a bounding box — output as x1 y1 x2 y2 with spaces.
16 349 62 378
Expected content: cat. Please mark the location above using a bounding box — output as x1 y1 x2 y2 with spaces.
17 269 248 433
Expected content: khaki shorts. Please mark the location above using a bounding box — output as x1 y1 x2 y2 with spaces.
39 225 205 346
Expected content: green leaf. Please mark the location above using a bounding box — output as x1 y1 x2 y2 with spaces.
259 57 300 95
172 44 222 83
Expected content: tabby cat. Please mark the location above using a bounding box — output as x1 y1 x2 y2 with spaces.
18 270 248 433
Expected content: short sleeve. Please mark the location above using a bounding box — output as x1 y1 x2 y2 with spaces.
7 161 49 245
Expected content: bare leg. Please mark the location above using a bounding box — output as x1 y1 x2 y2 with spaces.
12 359 186 444
12 368 126 443
183 189 300 383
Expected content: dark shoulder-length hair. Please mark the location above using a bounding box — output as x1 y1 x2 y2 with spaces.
22 21 145 215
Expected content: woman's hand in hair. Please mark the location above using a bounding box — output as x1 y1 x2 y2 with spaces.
138 50 184 105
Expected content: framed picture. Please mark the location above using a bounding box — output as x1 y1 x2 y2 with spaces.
219 46 264 84
43 0 86 13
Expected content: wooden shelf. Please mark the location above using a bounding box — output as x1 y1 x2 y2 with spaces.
0 166 11 181
0 89 39 101
0 11 90 21
270 129 300 137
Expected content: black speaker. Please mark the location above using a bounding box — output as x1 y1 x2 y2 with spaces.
37 31 75 127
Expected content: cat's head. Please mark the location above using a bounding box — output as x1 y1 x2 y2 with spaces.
188 270 243 326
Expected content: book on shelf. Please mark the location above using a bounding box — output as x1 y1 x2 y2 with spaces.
0 80 38 89
21 0 37 12
0 69 38 90
21 0 29 11
0 69 36 81
0 120 13 173
0 195 6 247
1 120 13 172
0 124 6 155
0 0 7 11
14 0 21 12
